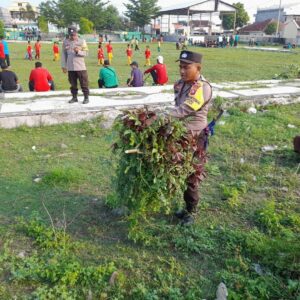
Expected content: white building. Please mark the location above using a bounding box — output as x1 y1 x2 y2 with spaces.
154 0 236 36
281 4 300 44
8 1 39 28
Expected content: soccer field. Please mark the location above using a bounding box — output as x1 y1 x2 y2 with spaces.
6 41 300 91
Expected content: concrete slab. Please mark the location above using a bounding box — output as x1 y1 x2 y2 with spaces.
1 85 174 100
214 91 239 98
234 86 300 97
0 93 174 114
1 79 300 129
243 47 293 53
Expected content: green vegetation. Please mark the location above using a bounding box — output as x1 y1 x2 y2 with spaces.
0 102 299 298
274 64 300 79
39 0 123 30
222 2 249 30
124 0 161 30
6 42 300 91
109 109 196 234
0 20 5 37
264 22 278 35
79 17 94 34
37 16 49 33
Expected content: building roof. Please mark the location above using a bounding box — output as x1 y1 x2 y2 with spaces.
240 19 283 33
156 0 236 16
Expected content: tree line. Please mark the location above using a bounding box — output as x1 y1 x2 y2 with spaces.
38 0 160 33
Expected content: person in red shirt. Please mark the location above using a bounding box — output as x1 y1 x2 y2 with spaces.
27 41 32 60
29 62 55 92
97 44 104 65
144 55 168 85
144 45 151 66
0 42 5 66
52 41 59 61
34 40 41 59
126 44 132 65
106 40 113 64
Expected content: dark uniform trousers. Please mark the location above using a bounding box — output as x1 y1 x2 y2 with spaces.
68 70 89 98
184 130 208 213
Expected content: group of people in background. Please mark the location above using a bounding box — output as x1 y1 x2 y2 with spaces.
98 55 168 89
178 34 240 49
0 27 169 99
0 61 54 93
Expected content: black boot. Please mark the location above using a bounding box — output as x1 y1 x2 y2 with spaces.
180 213 195 226
69 95 78 103
82 96 89 104
174 209 188 219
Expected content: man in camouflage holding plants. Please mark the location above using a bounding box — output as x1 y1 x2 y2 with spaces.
170 50 213 226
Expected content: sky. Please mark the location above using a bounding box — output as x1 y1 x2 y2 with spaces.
1 0 300 21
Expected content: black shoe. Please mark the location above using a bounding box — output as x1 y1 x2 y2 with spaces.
180 214 195 226
68 97 78 103
174 209 188 219
82 97 89 104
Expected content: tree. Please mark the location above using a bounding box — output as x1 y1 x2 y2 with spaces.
222 2 249 30
79 17 94 34
102 5 122 30
39 0 83 28
264 22 277 35
37 16 49 33
0 20 4 37
124 0 160 31
20 4 36 23
81 0 106 30
39 0 122 30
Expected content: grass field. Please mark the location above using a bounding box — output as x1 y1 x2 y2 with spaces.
6 41 300 91
0 101 299 298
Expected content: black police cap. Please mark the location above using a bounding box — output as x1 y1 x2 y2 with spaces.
68 26 77 34
176 50 203 64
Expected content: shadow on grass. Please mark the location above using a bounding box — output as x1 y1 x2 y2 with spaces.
0 177 129 246
260 149 300 169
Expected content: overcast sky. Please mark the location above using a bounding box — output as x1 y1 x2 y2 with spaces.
1 0 300 21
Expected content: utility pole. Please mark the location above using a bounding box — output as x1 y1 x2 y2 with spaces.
276 0 282 37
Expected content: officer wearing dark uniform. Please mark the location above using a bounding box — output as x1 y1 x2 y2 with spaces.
170 50 213 225
61 26 89 104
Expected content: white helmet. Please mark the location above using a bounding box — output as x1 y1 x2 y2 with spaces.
157 55 163 64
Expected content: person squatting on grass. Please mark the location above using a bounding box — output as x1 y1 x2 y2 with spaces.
61 26 90 104
98 59 118 88
127 61 143 87
29 61 55 92
0 63 23 93
170 50 213 226
144 55 168 86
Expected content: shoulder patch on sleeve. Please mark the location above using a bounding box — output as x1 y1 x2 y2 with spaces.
185 82 204 111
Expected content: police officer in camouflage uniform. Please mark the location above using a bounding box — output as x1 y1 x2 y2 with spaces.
61 26 89 104
170 50 213 225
